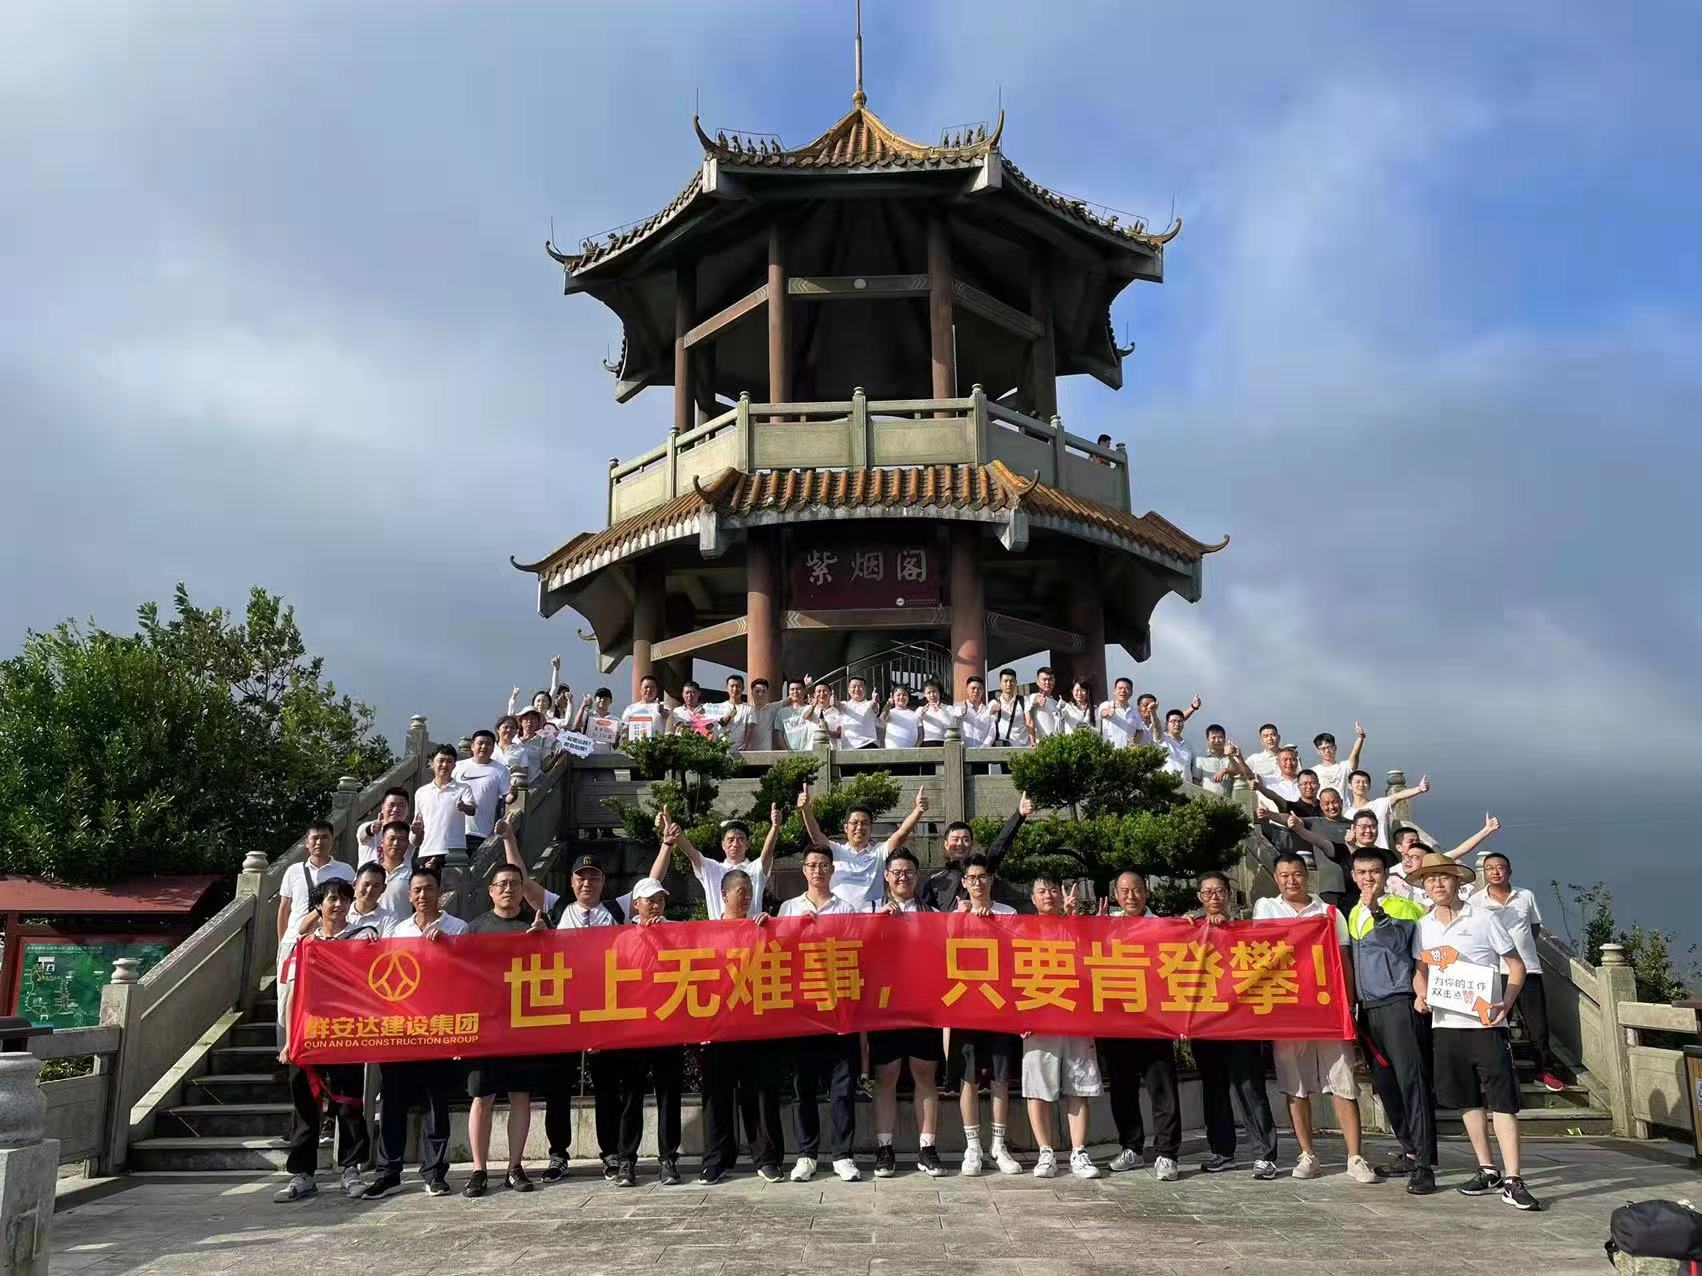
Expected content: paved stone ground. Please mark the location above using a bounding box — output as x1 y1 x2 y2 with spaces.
52 1137 1700 1275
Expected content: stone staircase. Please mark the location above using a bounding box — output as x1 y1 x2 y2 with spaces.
129 992 307 1172
1435 1034 1613 1137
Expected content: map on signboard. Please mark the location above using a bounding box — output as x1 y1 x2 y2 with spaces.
16 937 173 1029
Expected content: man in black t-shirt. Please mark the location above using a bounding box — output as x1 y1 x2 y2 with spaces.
461 864 545 1198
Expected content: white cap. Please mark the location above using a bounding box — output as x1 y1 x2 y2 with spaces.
631 876 668 899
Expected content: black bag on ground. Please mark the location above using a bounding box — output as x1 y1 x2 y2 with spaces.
1609 1200 1702 1261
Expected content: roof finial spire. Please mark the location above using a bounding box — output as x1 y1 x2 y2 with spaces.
852 0 866 108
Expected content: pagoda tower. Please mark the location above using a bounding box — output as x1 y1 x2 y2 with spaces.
514 62 1224 703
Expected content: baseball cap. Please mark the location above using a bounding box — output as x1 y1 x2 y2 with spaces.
631 876 668 899
570 855 605 876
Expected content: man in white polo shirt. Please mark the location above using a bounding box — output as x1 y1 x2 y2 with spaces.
799 784 927 909
414 745 476 868
1252 854 1379 1184
837 677 882 749
1344 769 1430 849
954 675 995 746
1027 667 1064 741
619 673 667 745
452 730 512 855
956 855 1023 1176
1022 874 1104 1180
661 805 780 919
1155 708 1195 779
1410 853 1540 1211
1470 851 1563 1093
1190 725 1237 796
1311 724 1366 799
1245 723 1283 780
275 820 355 945
777 846 860 1183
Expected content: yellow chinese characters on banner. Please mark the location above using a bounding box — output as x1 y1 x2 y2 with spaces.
941 938 1006 1009
1011 939 1079 1012
1228 939 1300 1015
1083 940 1151 1013
507 952 575 1029
799 938 864 1011
654 947 722 1020
726 940 795 1015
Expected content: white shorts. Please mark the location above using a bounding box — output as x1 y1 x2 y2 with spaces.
1274 1038 1357 1099
1020 1035 1102 1101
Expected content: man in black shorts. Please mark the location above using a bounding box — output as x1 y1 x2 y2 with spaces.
1410 852 1540 1210
955 854 1023 1175
868 849 945 1177
461 861 544 1197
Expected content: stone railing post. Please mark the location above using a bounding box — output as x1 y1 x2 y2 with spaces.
407 715 430 785
737 391 753 470
98 958 143 1174
811 720 834 795
941 723 966 828
235 849 270 1008
1384 769 1411 828
851 386 871 468
969 382 988 458
1595 943 1640 1136
330 774 363 867
457 735 474 760
1115 441 1130 510
0 1040 54 1275
1049 412 1066 486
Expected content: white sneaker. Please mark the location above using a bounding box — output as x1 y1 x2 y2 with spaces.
789 1156 817 1182
1069 1149 1102 1179
960 1146 985 1177
1107 1148 1141 1173
832 1157 861 1182
340 1166 364 1199
1032 1148 1058 1179
1346 1154 1380 1184
993 1146 1023 1176
1253 1159 1278 1180
1293 1151 1321 1180
1152 1156 1180 1182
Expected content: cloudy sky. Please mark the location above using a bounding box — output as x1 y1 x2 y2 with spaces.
5 3 1698 949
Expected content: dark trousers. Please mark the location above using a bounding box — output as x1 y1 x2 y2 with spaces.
615 1046 683 1163
793 1034 858 1160
701 1040 784 1175
1193 1039 1277 1162
1516 973 1553 1070
377 1061 451 1180
543 1053 581 1158
1101 1038 1181 1159
286 1064 369 1176
588 1050 625 1160
1362 999 1437 1169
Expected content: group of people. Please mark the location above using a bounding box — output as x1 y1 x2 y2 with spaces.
273 750 1549 1216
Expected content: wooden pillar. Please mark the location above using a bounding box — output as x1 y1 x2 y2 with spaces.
1029 262 1057 419
927 213 956 400
631 569 662 703
949 525 984 701
746 533 781 689
1069 569 1107 701
673 265 696 433
768 223 790 403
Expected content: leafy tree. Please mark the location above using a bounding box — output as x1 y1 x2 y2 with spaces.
607 732 741 850
971 732 1251 915
0 584 393 883
1567 882 1695 1005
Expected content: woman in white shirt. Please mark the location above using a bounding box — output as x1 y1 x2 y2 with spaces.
881 685 921 749
916 679 952 747
1057 679 1097 734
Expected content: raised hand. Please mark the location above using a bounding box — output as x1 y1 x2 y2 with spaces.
1190 695 1202 711
956 898 971 913
770 801 781 827
493 815 512 838
1064 882 1080 915
1483 813 1500 834
1099 704 1113 719
1224 742 1241 757
410 815 425 842
654 806 670 833
1285 811 1304 830
1417 775 1431 794
1355 721 1366 741
1018 792 1034 818
550 655 560 671
914 789 928 814
1097 895 1110 916
512 685 521 701
797 784 811 810
661 821 681 846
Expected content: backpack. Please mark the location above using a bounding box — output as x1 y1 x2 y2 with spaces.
1609 1200 1702 1262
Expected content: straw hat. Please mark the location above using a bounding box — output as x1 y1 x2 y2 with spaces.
1406 852 1475 885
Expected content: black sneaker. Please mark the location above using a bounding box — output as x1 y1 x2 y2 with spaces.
601 1154 618 1182
616 1160 638 1188
1500 1175 1541 1211
874 1145 897 1178
506 1166 535 1193
541 1154 568 1182
1457 1167 1503 1197
425 1175 452 1197
755 1164 783 1183
1406 1166 1437 1196
461 1170 488 1199
918 1146 943 1177
1378 1151 1417 1177
1201 1152 1235 1174
659 1158 680 1186
359 1174 403 1200
698 1166 726 1186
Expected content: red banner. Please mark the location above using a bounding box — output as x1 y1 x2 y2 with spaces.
289 914 1352 1064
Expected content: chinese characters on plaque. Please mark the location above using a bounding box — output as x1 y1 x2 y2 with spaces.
790 540 940 609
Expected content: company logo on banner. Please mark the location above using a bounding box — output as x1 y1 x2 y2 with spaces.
291 914 1353 1064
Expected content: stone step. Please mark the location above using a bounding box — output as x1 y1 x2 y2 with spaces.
128 1136 317 1173
1437 1104 1614 1136
229 1021 280 1047
242 1000 279 1026
206 1045 285 1075
1517 1081 1600 1111
187 1073 293 1106
156 1103 296 1139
